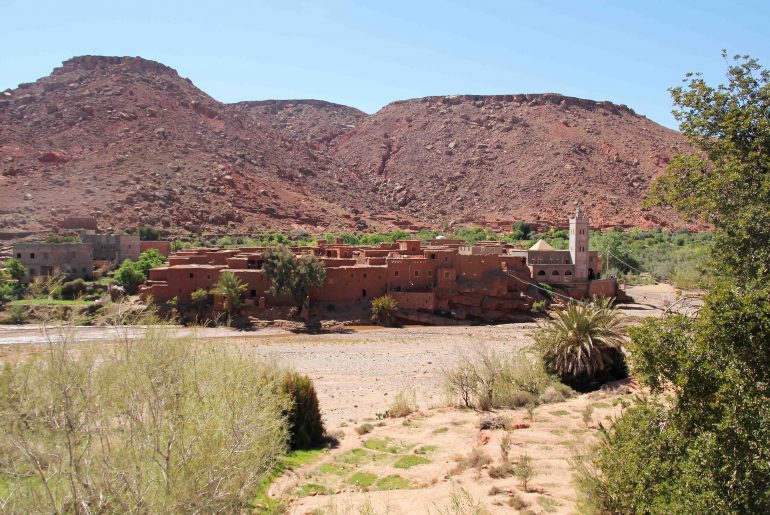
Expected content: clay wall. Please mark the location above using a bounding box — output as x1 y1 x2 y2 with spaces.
390 291 436 311
386 257 437 292
313 266 388 302
140 240 171 257
13 242 93 279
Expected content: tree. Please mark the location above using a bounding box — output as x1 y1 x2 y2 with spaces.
534 297 625 388
3 258 28 283
646 52 770 284
513 454 535 491
189 288 211 318
213 271 247 316
370 295 398 326
114 259 145 294
136 249 166 276
582 54 770 513
138 226 161 241
262 247 326 311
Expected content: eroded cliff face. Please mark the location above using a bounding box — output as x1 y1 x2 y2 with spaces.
0 56 693 238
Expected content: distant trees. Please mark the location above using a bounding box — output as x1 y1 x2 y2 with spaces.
262 246 326 312
114 250 167 294
138 226 161 241
213 272 247 316
370 295 398 326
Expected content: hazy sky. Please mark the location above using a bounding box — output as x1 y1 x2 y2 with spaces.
2 0 768 128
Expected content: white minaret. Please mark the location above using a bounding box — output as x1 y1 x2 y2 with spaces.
569 206 590 281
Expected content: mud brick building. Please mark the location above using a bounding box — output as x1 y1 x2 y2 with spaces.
140 209 617 322
13 242 94 279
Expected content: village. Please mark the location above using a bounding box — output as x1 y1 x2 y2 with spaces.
5 208 617 325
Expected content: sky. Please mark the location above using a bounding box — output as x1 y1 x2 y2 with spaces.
1 0 768 129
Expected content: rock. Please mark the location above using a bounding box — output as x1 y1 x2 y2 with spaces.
38 152 70 164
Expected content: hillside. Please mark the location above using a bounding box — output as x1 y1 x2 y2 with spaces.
0 56 693 238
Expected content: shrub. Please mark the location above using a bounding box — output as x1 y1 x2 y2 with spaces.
114 259 146 294
0 329 290 512
452 448 492 474
3 258 28 283
531 299 547 313
138 226 161 241
281 371 326 450
479 415 511 430
3 304 27 324
59 278 87 299
370 294 398 326
514 454 535 491
355 423 374 435
388 389 417 418
136 249 166 276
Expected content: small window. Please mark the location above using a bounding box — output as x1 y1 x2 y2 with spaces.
16 253 21 259
414 270 420 277
565 270 572 275
30 253 35 259
189 273 194 279
537 270 546 276
394 270 399 277
363 273 367 278
250 289 257 298
444 271 450 279
427 270 433 277
552 270 560 275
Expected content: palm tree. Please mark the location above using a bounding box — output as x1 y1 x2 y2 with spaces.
534 297 625 379
213 271 247 316
370 295 398 326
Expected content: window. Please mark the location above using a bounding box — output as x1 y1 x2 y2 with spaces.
427 270 433 277
250 289 257 298
189 273 194 279
444 271 450 279
537 270 546 276
552 270 560 275
16 253 20 259
30 253 35 259
414 270 420 277
362 289 367 297
394 270 399 277
429 253 436 259
363 273 367 278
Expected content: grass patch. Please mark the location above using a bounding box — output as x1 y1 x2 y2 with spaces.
255 449 326 510
550 409 570 416
296 483 332 497
10 298 93 306
347 472 377 488
363 437 412 454
318 463 349 476
415 445 437 455
537 496 561 513
376 474 411 490
432 427 449 434
592 401 612 409
393 455 431 469
336 448 390 466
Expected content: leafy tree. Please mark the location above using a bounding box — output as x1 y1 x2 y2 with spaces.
646 52 770 283
513 221 532 240
582 54 770 513
138 226 161 241
262 247 326 310
189 288 211 317
114 259 145 294
3 259 28 283
534 297 625 389
136 249 166 276
0 279 14 303
213 271 247 316
371 295 398 326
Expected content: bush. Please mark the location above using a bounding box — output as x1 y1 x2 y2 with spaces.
387 389 417 418
370 295 398 326
281 371 326 450
59 278 87 299
451 448 492 474
3 304 27 324
138 226 161 241
0 329 290 512
3 258 28 283
355 423 374 435
114 259 145 294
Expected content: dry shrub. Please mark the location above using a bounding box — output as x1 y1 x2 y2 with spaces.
509 494 529 510
355 423 374 435
479 415 511 430
0 326 291 512
388 389 417 418
452 448 492 475
488 462 514 479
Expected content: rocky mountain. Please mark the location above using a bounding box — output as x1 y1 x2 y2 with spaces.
0 56 693 239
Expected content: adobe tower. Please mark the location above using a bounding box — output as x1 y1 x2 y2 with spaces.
569 206 590 281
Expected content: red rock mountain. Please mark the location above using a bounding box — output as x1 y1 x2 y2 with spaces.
0 56 691 238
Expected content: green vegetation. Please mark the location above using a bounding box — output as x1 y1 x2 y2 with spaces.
0 329 293 512
534 297 626 390
386 388 417 418
443 345 570 410
138 226 161 241
393 455 430 469
262 245 326 311
44 234 79 243
376 475 411 490
370 294 398 326
347 471 377 488
577 53 770 513
212 271 247 316
363 437 412 454
318 463 349 476
282 371 327 450
114 249 167 294
9 298 92 306
3 258 28 284
514 454 535 491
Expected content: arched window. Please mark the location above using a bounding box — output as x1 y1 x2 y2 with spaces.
565 270 572 275
551 270 560 275
537 270 546 276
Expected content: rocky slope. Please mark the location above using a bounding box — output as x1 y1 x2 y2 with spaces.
0 56 692 238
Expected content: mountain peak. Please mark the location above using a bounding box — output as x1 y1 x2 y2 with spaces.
54 55 179 77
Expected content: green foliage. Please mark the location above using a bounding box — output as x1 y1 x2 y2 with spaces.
44 234 79 243
114 259 145 294
534 298 626 389
393 455 430 469
370 294 398 325
281 371 326 450
513 454 535 491
213 271 247 316
376 475 411 490
262 246 326 309
189 288 211 315
3 304 27 324
647 52 770 284
0 331 290 512
3 259 28 283
58 278 87 300
138 226 161 241
136 249 166 276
